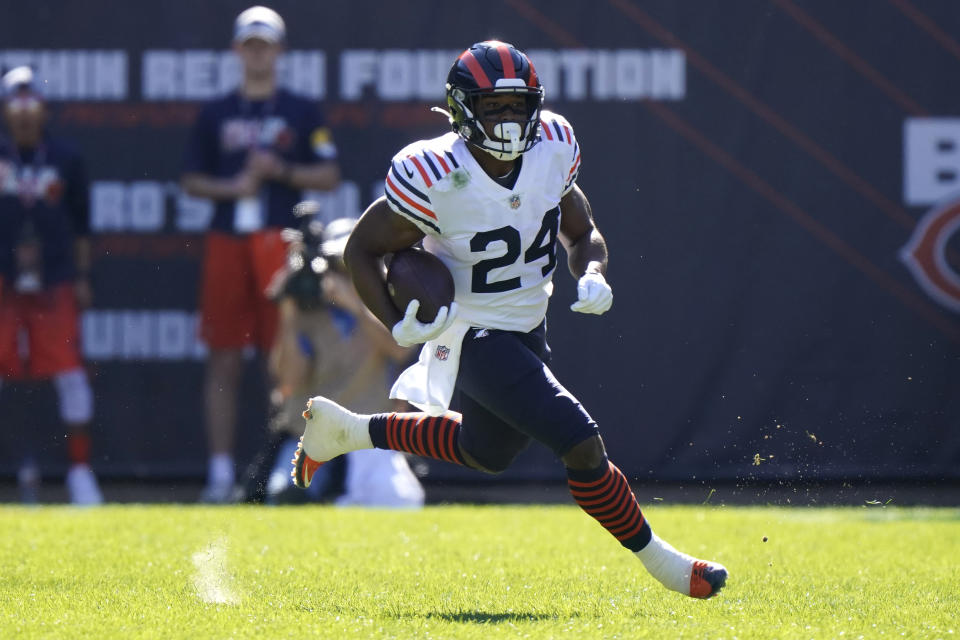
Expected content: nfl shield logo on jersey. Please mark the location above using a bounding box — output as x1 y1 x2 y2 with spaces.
435 345 451 361
509 194 521 209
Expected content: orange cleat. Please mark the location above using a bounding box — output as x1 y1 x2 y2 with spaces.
689 560 728 598
290 438 324 489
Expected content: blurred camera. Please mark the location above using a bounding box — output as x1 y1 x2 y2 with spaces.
277 202 357 311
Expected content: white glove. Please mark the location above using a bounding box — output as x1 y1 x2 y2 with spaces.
391 299 459 347
570 272 613 315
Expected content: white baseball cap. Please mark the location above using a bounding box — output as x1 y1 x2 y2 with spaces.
233 6 286 43
2 66 38 97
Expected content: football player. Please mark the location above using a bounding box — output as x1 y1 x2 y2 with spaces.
292 41 727 598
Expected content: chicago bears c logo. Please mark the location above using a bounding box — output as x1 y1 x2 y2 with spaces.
900 196 960 312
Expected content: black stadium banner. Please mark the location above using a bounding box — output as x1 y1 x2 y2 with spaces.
1 0 958 483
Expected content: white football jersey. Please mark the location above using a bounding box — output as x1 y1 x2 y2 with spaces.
384 110 582 332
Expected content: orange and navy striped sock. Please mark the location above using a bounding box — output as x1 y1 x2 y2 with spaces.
567 459 652 552
369 412 467 466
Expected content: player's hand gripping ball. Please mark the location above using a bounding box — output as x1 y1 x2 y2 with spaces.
387 248 458 347
386 248 455 323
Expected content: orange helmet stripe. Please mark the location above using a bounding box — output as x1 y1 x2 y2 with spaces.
459 50 492 88
494 43 516 78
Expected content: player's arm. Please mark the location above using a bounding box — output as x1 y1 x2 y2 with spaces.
343 197 426 331
559 184 608 278
559 184 613 315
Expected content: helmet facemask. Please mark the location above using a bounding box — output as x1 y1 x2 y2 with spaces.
446 83 543 161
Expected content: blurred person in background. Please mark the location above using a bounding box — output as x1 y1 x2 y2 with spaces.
243 206 423 507
181 5 340 502
0 66 102 505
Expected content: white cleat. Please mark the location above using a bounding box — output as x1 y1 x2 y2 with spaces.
635 534 728 598
291 396 371 489
66 464 104 505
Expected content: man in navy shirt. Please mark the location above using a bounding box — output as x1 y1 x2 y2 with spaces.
181 5 340 502
0 66 102 504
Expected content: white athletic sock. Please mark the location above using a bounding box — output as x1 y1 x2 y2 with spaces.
208 453 234 486
633 533 695 595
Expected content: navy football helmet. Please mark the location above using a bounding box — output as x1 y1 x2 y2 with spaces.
443 41 544 161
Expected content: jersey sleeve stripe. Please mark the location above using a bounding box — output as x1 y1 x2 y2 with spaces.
389 163 431 202
444 151 460 168
385 192 441 233
407 155 434 188
552 121 564 142
386 174 437 220
422 152 443 180
432 151 451 174
567 152 582 177
541 122 554 141
562 124 573 145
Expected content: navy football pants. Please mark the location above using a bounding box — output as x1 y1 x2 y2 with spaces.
451 322 599 472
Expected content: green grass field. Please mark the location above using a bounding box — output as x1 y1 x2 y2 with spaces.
1 504 957 639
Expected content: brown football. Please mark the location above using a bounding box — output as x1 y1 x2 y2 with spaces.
386 248 455 323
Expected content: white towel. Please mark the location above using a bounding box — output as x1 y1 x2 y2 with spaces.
336 449 425 508
390 319 470 416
